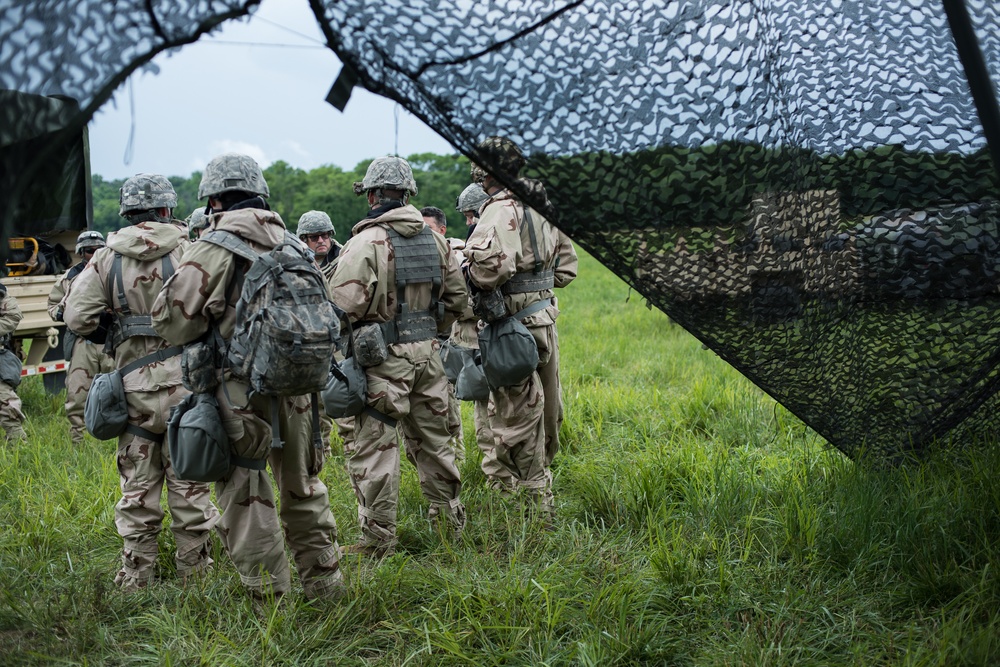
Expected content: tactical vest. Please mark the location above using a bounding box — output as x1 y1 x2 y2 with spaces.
501 208 555 294
107 252 176 351
380 226 444 344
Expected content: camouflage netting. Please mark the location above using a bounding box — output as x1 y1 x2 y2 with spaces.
3 0 1000 460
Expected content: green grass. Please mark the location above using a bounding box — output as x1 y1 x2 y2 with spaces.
1 251 998 665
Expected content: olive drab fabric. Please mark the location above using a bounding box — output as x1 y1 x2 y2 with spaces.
152 205 344 600
465 186 578 513
63 219 218 590
330 202 468 550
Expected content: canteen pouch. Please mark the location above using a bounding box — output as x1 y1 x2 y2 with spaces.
322 355 368 418
0 349 22 388
477 316 539 389
85 371 128 439
455 351 490 401
353 322 388 368
167 393 231 482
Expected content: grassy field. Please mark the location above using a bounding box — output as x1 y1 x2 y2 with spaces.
1 252 998 665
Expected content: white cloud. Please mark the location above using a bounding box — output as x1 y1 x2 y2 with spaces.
205 140 270 168
282 140 311 161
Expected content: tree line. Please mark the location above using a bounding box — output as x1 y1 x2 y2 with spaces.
92 152 473 240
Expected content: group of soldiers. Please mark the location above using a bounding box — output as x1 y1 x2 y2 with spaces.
29 135 577 600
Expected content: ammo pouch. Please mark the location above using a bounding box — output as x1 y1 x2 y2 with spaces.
353 322 388 368
0 348 22 388
167 393 231 482
323 318 368 418
456 351 490 401
477 299 551 390
85 371 128 440
473 289 508 323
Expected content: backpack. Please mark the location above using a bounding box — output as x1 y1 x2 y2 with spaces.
201 230 340 449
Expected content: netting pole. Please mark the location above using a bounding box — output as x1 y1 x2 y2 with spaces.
942 0 1000 181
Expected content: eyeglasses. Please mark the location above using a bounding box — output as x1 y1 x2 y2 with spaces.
82 249 97 256
304 232 331 243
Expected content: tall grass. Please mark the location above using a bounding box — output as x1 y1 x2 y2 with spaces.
0 252 997 665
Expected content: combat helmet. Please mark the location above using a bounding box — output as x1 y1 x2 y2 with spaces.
352 156 418 198
455 183 489 213
75 230 106 255
470 136 526 184
186 206 210 237
119 173 178 217
297 210 335 238
198 153 270 200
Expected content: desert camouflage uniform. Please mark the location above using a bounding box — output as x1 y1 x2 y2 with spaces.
0 293 26 442
440 237 470 463
315 241 352 453
448 240 508 490
331 203 468 551
47 264 115 444
152 207 343 599
64 222 219 589
465 189 578 514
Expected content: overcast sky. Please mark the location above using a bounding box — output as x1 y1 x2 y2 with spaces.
87 0 455 180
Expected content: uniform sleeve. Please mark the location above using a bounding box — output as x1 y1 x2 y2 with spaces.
0 294 23 337
553 230 579 288
465 200 521 291
46 273 68 321
63 253 110 336
151 241 235 346
330 235 382 323
438 237 469 330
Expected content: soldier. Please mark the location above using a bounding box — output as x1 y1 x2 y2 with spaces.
186 206 210 240
297 210 342 282
63 174 218 591
297 210 352 456
451 185 513 493
456 183 488 234
47 230 116 444
151 153 344 600
0 285 26 443
331 156 468 557
464 136 578 520
420 205 465 462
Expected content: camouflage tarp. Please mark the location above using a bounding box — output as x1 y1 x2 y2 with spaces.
3 0 1000 459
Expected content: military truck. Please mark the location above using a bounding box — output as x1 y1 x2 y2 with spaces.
1 91 93 392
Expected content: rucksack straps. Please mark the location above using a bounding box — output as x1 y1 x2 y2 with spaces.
107 252 176 350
